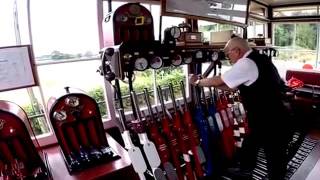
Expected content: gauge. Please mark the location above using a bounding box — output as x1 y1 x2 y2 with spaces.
65 96 80 107
53 110 67 121
170 26 181 39
172 54 182 66
184 55 192 64
211 51 219 61
116 14 128 22
195 51 203 59
129 4 141 15
123 53 132 60
150 56 163 69
134 57 148 71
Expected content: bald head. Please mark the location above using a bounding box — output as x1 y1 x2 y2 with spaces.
224 37 251 52
223 37 251 64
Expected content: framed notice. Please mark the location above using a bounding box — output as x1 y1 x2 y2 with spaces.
161 0 250 27
0 45 38 92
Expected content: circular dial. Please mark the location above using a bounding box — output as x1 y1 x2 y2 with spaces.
116 14 128 22
65 96 80 107
195 51 203 59
150 56 163 69
129 4 141 15
211 51 219 61
172 54 183 66
170 26 181 39
53 110 67 121
134 57 148 71
184 55 192 64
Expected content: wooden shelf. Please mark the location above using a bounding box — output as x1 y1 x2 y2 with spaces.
44 133 138 180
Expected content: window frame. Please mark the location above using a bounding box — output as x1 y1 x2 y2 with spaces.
247 19 268 38
272 21 320 76
0 0 191 147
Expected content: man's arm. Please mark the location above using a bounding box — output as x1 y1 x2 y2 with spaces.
189 74 237 92
197 76 224 87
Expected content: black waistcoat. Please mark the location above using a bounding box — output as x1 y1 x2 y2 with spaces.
238 50 287 128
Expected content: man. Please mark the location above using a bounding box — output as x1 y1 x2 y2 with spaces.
189 37 291 180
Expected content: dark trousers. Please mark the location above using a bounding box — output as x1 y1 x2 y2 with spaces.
239 126 292 180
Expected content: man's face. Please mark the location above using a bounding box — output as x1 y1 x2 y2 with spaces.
224 46 240 64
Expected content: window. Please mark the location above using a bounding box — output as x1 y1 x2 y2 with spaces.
198 20 243 42
0 0 17 47
0 0 190 146
36 60 108 117
273 6 319 18
247 20 267 38
0 0 108 146
30 0 100 61
0 88 50 136
0 0 52 141
273 23 319 77
30 0 109 123
249 1 268 18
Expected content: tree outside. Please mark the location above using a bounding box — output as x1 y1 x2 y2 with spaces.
273 23 317 66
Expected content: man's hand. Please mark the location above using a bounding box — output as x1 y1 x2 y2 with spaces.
189 74 199 86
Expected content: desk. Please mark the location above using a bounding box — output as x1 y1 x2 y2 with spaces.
44 133 138 180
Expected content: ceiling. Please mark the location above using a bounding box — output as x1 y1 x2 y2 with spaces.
256 0 319 6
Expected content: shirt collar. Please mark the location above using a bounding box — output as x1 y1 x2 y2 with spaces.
242 49 253 59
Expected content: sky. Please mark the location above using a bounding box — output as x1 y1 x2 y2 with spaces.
1 0 100 56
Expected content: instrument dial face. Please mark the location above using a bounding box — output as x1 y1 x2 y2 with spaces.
65 96 80 107
211 51 219 61
53 110 67 121
129 4 141 15
184 55 192 64
170 26 181 39
134 57 148 71
150 56 163 69
195 51 203 59
172 55 182 66
123 53 132 60
116 14 128 22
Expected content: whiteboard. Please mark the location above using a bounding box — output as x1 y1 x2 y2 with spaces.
0 45 38 92
162 0 249 27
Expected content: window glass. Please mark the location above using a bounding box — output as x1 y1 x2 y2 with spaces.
37 60 108 118
0 0 16 46
118 69 155 112
198 20 243 42
247 20 267 38
156 66 187 102
0 0 18 46
198 20 239 86
273 23 318 77
0 0 50 137
249 1 267 17
30 0 100 61
273 6 318 18
0 88 50 136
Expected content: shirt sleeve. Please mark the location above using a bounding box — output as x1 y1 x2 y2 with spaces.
221 58 259 89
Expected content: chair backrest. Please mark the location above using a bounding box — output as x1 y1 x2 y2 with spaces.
286 69 320 86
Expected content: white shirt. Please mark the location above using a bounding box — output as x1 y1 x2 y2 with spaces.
221 50 259 89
